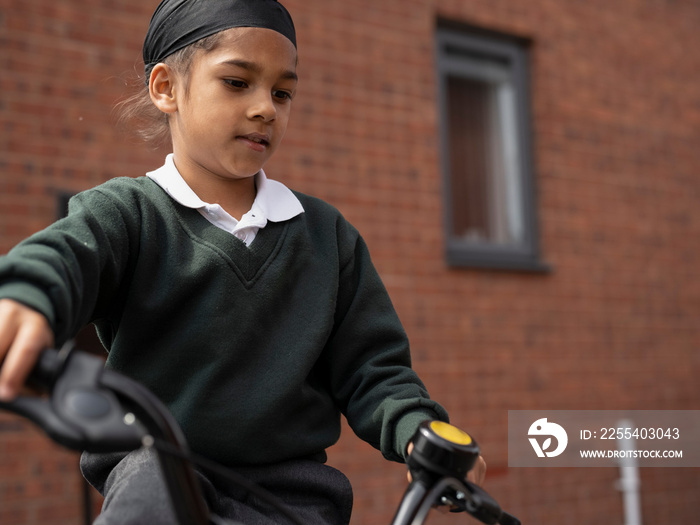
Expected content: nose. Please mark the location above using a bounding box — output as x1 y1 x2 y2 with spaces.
248 90 276 122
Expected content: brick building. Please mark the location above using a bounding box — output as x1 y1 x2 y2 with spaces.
1 0 699 523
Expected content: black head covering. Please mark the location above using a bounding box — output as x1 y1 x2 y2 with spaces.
143 0 296 83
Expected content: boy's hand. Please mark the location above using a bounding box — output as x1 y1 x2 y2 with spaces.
406 442 487 485
467 454 487 486
0 299 54 401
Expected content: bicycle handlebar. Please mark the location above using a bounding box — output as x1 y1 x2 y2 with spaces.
1 346 520 525
0 346 209 524
0 344 145 452
392 421 520 525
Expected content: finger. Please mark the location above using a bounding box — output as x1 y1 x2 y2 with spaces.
467 455 487 486
0 330 51 400
0 300 20 361
0 314 53 401
0 300 23 399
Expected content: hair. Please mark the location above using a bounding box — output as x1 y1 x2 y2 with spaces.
114 33 224 147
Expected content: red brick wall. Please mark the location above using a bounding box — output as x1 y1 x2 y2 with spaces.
2 0 700 524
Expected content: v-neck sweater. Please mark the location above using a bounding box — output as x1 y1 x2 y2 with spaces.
0 176 448 467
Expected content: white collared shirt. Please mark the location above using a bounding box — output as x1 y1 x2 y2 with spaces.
147 154 304 246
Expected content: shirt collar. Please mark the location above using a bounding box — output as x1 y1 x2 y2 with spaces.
146 154 304 223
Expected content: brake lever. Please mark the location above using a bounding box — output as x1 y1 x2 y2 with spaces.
441 479 521 525
0 346 146 453
0 396 86 447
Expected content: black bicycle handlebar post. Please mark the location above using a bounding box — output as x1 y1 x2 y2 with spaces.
99 369 210 525
390 479 430 525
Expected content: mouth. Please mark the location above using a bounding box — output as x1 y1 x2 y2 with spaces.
238 133 271 151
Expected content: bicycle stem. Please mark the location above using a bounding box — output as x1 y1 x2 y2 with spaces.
100 369 210 525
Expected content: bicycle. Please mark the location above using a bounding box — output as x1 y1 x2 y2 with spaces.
0 344 520 525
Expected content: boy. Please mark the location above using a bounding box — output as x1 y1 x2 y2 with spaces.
0 1 484 523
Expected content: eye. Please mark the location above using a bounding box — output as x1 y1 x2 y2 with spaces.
224 79 248 89
273 89 293 101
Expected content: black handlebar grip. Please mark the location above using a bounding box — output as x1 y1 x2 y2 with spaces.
26 348 64 391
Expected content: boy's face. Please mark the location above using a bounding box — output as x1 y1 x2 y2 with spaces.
168 27 297 183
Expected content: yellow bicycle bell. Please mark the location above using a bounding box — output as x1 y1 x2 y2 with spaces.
408 421 480 481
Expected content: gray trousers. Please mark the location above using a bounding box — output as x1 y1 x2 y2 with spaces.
81 448 353 525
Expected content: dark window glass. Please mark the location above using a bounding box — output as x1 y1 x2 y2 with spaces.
437 26 548 271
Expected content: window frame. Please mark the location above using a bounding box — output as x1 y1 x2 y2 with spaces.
435 24 549 272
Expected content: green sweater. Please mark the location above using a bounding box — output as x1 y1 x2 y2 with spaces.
0 177 448 467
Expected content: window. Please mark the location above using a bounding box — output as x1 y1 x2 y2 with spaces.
436 24 548 271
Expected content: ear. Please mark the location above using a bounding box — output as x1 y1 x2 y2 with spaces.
149 63 179 114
